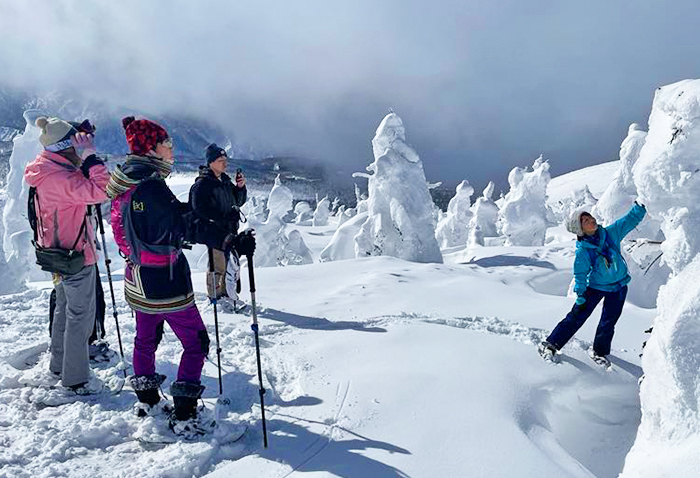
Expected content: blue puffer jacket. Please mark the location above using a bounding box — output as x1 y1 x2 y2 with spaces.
572 203 646 294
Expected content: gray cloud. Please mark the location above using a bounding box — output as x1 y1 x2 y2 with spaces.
2 0 700 191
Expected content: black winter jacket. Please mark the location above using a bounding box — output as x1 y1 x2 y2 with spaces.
115 162 234 312
189 166 247 235
121 162 230 253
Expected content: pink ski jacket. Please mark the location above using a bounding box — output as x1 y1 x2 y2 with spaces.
24 150 110 267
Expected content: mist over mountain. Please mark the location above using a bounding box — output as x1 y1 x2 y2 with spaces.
0 88 361 207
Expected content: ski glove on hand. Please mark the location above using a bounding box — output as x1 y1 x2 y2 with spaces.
72 132 97 160
575 296 586 306
80 155 105 178
234 230 256 257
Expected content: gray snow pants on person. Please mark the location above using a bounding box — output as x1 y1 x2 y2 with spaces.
49 265 96 387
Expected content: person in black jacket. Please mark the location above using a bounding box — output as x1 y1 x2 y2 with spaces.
108 118 255 435
189 143 247 309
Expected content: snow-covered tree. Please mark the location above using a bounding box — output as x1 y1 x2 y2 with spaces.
282 229 313 266
293 201 313 225
2 109 45 289
435 180 474 248
354 113 442 263
335 205 347 227
594 123 662 240
555 185 598 225
467 181 499 246
0 191 18 295
354 183 368 215
620 79 700 477
312 196 331 226
331 197 340 215
497 156 551 246
320 212 368 262
247 176 311 267
240 195 266 224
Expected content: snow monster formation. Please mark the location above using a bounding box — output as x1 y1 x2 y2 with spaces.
1 109 45 291
621 79 700 477
354 113 442 263
468 181 499 246
248 175 311 267
497 156 551 247
435 180 474 249
595 122 661 240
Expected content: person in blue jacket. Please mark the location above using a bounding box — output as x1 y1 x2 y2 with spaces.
539 201 647 366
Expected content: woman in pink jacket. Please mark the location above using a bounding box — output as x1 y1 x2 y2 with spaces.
24 116 110 394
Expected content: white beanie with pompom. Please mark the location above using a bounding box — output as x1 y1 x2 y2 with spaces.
35 116 76 151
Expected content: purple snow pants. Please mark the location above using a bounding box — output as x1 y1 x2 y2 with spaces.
133 304 208 383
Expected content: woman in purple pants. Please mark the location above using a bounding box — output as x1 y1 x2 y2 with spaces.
108 117 242 433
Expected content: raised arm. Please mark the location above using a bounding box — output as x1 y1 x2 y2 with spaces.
608 202 647 241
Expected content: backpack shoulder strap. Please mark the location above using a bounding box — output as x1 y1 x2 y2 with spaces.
27 187 39 243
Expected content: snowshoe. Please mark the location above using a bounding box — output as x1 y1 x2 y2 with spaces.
134 400 174 418
588 349 612 370
538 341 559 363
233 299 248 314
217 296 248 314
29 375 124 407
136 408 247 446
89 342 118 364
169 414 214 439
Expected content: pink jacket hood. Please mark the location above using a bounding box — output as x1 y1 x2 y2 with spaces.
24 150 110 267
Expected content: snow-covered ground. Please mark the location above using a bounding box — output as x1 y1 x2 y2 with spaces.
0 162 656 478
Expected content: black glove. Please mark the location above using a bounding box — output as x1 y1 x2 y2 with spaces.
234 229 256 257
80 155 104 178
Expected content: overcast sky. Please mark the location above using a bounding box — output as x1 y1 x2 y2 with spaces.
2 0 700 191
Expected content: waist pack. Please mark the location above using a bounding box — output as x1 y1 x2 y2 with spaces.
29 186 87 276
34 244 85 276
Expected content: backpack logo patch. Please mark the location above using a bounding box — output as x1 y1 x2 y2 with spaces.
133 201 145 212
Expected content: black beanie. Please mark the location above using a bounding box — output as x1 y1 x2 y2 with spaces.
205 143 227 164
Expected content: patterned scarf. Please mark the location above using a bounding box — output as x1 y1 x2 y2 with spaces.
106 154 173 199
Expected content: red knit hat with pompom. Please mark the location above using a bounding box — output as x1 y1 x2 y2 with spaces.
122 116 169 155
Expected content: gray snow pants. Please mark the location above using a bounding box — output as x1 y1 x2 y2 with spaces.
49 265 96 387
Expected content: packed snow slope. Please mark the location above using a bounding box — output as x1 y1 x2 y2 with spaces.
0 162 654 478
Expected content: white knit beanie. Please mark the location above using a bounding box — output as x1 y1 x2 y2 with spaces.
566 209 587 236
35 116 76 151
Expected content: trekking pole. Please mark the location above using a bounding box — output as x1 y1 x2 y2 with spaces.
95 205 127 378
207 247 227 406
246 253 268 448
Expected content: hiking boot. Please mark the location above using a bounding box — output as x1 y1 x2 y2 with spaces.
170 381 205 422
217 297 237 314
232 299 248 313
130 373 167 416
538 341 559 363
89 342 117 364
589 349 611 368
69 376 105 396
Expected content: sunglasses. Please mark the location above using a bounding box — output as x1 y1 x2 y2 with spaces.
161 138 174 149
